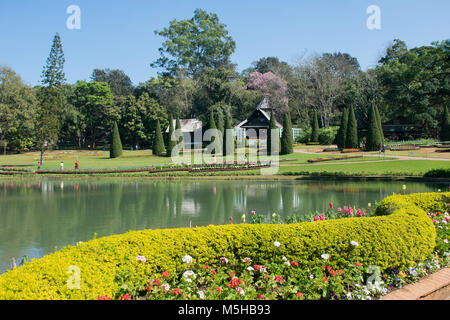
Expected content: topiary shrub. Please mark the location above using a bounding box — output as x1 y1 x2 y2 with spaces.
0 192 442 300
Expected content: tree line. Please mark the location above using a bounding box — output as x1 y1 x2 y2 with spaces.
1 9 448 158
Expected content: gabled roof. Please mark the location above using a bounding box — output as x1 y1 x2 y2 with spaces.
234 97 282 129
165 119 202 133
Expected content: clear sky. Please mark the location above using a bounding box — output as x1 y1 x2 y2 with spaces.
1 0 449 87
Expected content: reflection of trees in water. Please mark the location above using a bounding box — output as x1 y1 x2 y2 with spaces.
0 179 440 273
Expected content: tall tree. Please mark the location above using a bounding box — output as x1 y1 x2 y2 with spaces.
176 117 183 146
223 111 233 156
151 9 236 79
152 119 166 156
310 111 320 143
345 105 358 148
336 108 349 148
41 33 65 88
267 109 278 155
110 121 123 158
204 110 220 155
374 105 384 144
280 112 293 155
166 115 175 157
440 105 450 141
365 105 382 151
91 69 134 96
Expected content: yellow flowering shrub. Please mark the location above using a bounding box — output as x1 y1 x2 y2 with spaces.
0 192 443 300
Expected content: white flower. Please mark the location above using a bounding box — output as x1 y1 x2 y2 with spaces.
282 256 288 261
260 266 267 273
309 274 314 279
247 266 254 272
274 241 281 248
161 284 170 291
136 255 146 262
183 270 196 282
321 254 330 260
243 257 252 263
350 241 359 247
220 257 229 264
198 291 205 299
236 287 245 296
182 255 193 264
284 261 290 266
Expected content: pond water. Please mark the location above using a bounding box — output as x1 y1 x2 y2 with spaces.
0 179 446 274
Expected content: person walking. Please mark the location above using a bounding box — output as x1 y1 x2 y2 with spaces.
75 160 79 170
60 161 64 170
37 162 41 170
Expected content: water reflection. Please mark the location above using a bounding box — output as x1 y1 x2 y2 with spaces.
0 179 446 273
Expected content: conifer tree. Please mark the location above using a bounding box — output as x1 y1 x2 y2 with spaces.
440 105 450 141
41 33 66 88
365 105 382 151
280 112 293 155
336 108 349 148
176 117 183 146
152 119 166 156
374 105 384 144
110 121 123 158
345 105 358 148
310 111 319 143
166 115 175 157
223 112 233 156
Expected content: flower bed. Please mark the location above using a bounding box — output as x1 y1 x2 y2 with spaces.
307 155 362 163
341 148 361 153
0 192 447 300
388 145 420 151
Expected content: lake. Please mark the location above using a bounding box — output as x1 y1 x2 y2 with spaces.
0 179 446 273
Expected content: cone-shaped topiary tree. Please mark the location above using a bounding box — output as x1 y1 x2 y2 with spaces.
345 105 358 148
110 121 123 158
152 119 166 156
166 115 175 157
223 111 233 156
175 117 183 146
374 105 384 144
310 111 320 143
440 105 450 142
336 108 348 149
205 110 219 155
280 112 293 155
365 105 383 151
267 109 279 155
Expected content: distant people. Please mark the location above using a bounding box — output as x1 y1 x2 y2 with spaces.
75 160 79 170
37 162 41 170
60 161 64 170
135 144 138 151
87 145 90 150
378 144 382 153
212 155 217 164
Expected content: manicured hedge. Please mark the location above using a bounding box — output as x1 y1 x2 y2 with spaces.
0 192 442 300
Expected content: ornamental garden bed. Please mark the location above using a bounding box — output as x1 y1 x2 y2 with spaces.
389 145 421 151
341 148 361 153
307 155 362 163
0 192 447 300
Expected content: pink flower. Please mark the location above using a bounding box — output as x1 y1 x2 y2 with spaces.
97 295 112 300
343 206 349 213
338 208 342 212
220 257 229 264
162 271 169 278
274 276 284 283
319 214 325 221
251 210 256 215
349 208 354 216
444 239 448 244
355 262 361 268
257 294 264 300
136 255 146 262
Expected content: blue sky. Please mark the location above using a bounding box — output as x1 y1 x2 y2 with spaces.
0 0 449 86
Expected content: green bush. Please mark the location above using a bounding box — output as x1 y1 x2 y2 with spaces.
318 127 339 145
0 192 441 300
423 168 450 178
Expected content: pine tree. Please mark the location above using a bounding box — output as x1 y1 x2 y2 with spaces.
336 108 349 148
110 121 123 158
267 109 278 155
310 111 320 143
280 112 293 155
41 33 66 88
374 105 384 144
176 117 183 146
440 105 450 141
223 112 233 156
166 115 175 157
152 119 166 156
345 105 358 148
365 105 382 151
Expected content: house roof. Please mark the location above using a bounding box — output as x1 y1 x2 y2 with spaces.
165 119 202 133
234 97 283 129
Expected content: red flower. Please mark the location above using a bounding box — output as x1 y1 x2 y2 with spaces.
296 292 304 299
228 216 233 221
337 269 343 275
216 287 223 293
290 261 299 267
330 270 337 277
171 288 182 296
120 294 131 300
211 269 217 275
97 295 112 300
162 271 169 278
326 266 332 271
274 276 284 283
227 278 243 288
257 294 264 300
323 276 328 283
229 271 236 278
329 203 333 209
355 262 361 268
145 285 153 292
203 265 209 270
154 279 161 286
253 265 261 271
